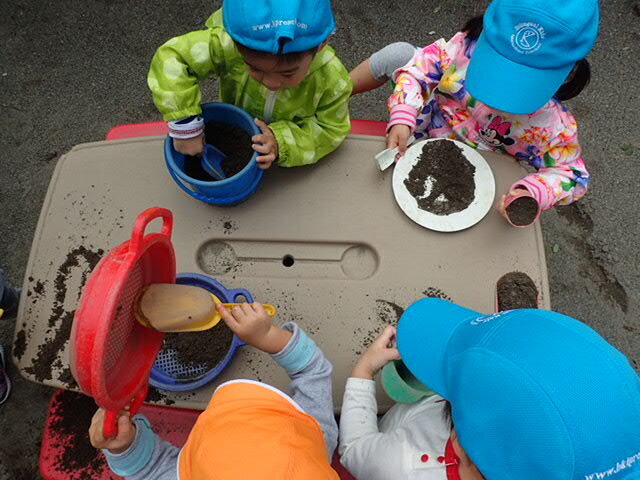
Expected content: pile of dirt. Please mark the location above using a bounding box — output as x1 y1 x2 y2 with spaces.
162 321 235 378
25 246 103 382
48 391 108 480
404 141 476 215
497 272 539 310
183 122 254 180
506 196 539 226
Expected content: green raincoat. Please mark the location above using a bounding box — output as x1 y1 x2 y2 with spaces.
148 11 352 167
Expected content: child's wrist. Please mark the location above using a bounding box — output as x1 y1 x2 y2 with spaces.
351 362 375 380
107 424 137 455
257 326 292 354
168 116 204 139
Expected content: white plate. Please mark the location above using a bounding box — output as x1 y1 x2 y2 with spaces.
392 139 495 232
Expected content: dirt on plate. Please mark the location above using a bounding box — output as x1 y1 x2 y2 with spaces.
497 271 539 311
404 140 476 216
183 121 254 180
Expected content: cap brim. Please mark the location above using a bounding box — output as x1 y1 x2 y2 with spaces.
396 298 480 397
466 32 573 114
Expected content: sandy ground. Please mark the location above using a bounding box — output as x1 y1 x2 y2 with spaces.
0 0 638 477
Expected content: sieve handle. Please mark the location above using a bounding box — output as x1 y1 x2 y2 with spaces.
130 207 174 252
102 386 148 439
103 410 119 439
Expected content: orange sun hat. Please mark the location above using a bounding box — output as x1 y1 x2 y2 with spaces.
179 380 339 480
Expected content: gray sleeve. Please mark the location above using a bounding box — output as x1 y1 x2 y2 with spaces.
272 322 339 459
124 441 179 480
369 42 417 81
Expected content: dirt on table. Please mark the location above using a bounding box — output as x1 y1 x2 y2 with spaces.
183 121 254 181
506 196 539 226
25 246 104 382
48 390 111 480
404 140 476 216
497 272 539 311
162 320 235 378
13 329 27 359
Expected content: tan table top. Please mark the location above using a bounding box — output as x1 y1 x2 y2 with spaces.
14 134 550 411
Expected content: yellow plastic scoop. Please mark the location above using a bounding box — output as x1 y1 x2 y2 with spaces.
135 283 276 333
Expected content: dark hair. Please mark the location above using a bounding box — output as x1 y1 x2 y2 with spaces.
234 41 319 64
439 399 453 427
461 15 591 101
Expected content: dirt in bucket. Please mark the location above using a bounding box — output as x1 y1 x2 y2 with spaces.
497 271 539 311
506 196 539 226
404 140 476 216
162 320 235 378
183 121 254 180
48 390 109 480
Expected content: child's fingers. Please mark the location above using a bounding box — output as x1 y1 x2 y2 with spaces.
252 302 267 316
240 302 254 316
375 325 397 347
254 118 270 134
383 347 402 362
217 303 240 330
89 410 107 447
117 414 134 439
252 134 267 144
252 142 272 154
256 153 276 163
91 408 106 425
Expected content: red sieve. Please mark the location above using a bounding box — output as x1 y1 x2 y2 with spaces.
70 207 176 437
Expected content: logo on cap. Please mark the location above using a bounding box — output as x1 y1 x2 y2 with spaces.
470 312 508 326
511 23 545 54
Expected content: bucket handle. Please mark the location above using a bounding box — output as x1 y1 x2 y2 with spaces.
227 288 255 348
228 287 254 304
130 207 173 252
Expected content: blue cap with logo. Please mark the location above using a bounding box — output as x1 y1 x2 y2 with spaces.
222 0 335 54
466 0 600 114
397 298 640 480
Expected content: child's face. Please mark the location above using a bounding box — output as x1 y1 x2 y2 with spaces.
241 50 315 91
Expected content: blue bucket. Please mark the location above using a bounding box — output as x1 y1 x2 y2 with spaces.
149 273 251 392
164 102 263 205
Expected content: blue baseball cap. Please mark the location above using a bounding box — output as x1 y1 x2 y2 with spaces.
222 0 336 54
397 298 640 480
466 0 599 114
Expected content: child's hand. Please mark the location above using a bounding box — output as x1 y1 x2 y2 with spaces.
173 134 205 156
252 119 278 169
352 326 401 380
387 125 411 155
217 302 291 354
89 408 136 454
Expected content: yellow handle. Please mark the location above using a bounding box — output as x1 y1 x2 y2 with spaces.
220 303 277 317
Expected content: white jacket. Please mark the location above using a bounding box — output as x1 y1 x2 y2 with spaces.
339 378 452 480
